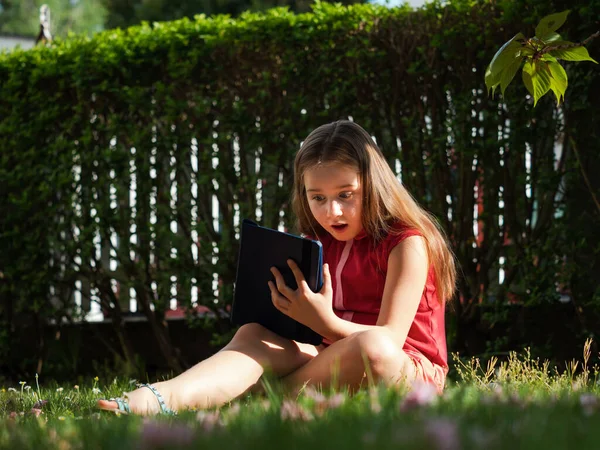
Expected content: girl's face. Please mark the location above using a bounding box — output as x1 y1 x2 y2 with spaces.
304 163 363 241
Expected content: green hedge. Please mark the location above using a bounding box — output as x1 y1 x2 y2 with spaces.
1 0 599 377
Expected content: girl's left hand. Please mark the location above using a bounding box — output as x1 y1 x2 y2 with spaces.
268 260 335 335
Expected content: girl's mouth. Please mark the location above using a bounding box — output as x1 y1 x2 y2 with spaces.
331 224 349 232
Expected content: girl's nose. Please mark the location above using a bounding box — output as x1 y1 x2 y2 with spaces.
327 200 343 218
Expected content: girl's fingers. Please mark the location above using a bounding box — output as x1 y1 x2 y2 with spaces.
269 281 291 311
321 263 332 295
270 266 294 298
286 259 306 289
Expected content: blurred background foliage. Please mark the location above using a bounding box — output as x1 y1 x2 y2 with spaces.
0 0 365 39
0 0 107 37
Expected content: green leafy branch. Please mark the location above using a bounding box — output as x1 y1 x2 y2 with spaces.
485 10 598 106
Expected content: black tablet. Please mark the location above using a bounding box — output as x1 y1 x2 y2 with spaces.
231 219 323 345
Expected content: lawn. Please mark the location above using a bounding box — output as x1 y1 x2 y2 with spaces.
1 345 599 450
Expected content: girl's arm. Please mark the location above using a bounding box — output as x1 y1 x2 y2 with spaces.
319 235 428 345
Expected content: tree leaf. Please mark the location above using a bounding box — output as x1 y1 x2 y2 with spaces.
540 54 558 63
520 46 535 57
542 32 562 43
535 10 570 40
551 46 598 63
500 55 523 97
485 33 525 95
545 40 575 47
548 81 563 105
488 33 525 78
485 66 501 96
522 61 535 99
522 60 552 106
547 61 568 104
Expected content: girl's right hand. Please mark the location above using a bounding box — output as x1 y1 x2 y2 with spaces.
268 261 336 336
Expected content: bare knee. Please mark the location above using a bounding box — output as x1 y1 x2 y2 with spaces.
225 323 297 356
224 323 280 353
355 329 399 368
230 322 271 343
224 323 312 376
354 329 412 380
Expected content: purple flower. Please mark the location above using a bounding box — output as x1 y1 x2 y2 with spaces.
507 392 527 408
424 418 460 450
280 400 313 421
369 389 382 414
469 427 497 448
580 393 599 416
303 387 345 416
400 381 439 411
362 431 377 444
29 408 43 418
33 399 48 409
139 420 195 448
303 386 326 403
327 393 345 409
195 410 222 432
481 384 505 405
226 403 241 419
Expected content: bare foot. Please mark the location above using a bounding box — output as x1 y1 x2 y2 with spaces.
97 383 171 415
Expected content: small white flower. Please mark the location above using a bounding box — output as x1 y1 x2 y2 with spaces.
24 386 31 391
92 388 101 394
8 388 17 393
56 387 64 393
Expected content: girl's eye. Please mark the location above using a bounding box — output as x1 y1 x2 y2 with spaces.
312 195 325 202
339 192 352 199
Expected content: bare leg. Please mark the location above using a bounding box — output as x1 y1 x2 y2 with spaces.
97 323 321 414
282 328 417 395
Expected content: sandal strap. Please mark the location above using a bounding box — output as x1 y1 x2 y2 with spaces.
108 397 131 414
137 383 176 415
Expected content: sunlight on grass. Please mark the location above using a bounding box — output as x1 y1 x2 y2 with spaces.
0 340 599 449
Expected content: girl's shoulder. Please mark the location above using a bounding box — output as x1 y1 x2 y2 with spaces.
368 222 424 270
386 221 423 242
374 222 424 256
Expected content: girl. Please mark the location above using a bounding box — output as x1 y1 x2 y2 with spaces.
98 120 456 415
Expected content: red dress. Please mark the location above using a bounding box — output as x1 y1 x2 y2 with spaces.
315 223 448 389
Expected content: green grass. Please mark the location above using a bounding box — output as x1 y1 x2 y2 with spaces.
1 342 600 450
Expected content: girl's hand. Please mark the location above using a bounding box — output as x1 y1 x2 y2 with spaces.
268 260 335 335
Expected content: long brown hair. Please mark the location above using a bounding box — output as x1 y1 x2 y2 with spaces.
292 120 457 303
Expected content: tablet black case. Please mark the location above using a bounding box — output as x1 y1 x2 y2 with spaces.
231 219 323 345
